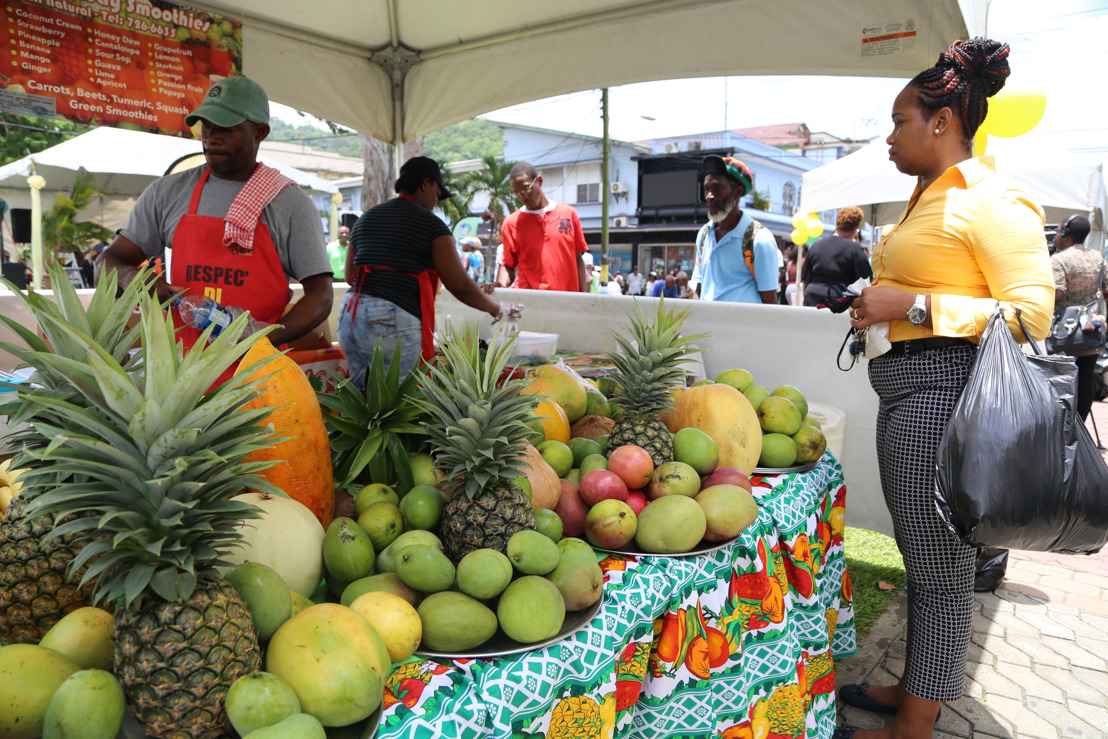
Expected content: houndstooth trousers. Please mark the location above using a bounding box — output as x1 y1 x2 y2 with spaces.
868 344 978 702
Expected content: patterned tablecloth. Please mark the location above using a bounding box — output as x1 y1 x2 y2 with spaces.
376 456 855 739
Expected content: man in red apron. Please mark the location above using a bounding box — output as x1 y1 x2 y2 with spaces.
100 76 333 377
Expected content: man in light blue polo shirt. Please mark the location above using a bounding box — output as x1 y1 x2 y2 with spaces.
690 155 780 304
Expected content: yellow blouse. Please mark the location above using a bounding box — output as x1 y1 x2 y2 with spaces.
871 157 1054 343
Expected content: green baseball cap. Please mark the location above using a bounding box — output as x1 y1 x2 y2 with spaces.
186 76 270 127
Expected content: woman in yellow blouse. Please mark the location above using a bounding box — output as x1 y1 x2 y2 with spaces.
836 39 1054 739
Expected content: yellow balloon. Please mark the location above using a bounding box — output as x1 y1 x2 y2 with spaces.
806 219 825 239
973 129 989 156
790 229 806 246
791 212 808 229
978 88 1046 139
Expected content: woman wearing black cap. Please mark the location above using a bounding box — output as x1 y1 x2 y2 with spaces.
339 156 502 388
838 39 1054 739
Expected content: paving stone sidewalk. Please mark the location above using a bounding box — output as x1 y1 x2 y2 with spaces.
833 402 1108 738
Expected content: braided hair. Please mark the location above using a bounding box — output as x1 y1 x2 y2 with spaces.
908 38 1011 138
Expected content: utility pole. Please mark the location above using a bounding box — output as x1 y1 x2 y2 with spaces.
600 88 610 284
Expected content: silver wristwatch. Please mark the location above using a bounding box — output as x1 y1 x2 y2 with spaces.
907 294 927 326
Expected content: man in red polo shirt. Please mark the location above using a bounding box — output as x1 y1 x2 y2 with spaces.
496 162 588 292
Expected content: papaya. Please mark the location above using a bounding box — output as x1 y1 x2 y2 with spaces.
665 384 762 475
521 365 588 422
235 337 334 528
520 444 561 510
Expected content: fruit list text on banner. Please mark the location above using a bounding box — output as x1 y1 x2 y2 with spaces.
1 0 242 136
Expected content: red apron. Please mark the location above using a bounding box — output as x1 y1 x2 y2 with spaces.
170 168 290 382
347 264 439 363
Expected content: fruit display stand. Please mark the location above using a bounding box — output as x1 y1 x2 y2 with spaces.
430 288 894 538
373 456 854 739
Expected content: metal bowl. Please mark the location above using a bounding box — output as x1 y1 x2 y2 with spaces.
119 704 381 738
752 459 820 475
416 593 603 660
590 535 738 559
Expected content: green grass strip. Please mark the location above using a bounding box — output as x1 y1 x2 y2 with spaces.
844 526 906 637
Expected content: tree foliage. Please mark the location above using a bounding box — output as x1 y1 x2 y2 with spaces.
439 168 475 226
463 155 518 244
424 119 504 164
267 117 362 158
0 115 91 167
41 169 114 262
262 116 503 167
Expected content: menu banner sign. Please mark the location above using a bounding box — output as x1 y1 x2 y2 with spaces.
1 0 242 136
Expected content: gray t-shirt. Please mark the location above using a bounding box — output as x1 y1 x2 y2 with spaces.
119 166 330 282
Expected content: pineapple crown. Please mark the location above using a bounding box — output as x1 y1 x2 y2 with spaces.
0 263 149 478
605 298 707 415
317 339 427 491
414 325 538 499
17 286 284 608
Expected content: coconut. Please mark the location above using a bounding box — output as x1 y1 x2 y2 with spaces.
570 414 615 440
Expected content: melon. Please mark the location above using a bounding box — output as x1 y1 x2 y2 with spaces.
521 365 589 422
226 492 326 596
665 384 762 475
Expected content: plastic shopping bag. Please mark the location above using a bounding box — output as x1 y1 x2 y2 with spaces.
934 305 1108 554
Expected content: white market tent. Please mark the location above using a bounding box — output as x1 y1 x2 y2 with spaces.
0 0 988 538
0 127 338 265
183 0 985 149
798 137 1108 249
0 125 337 212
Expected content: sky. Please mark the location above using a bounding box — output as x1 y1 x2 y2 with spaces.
274 0 1108 161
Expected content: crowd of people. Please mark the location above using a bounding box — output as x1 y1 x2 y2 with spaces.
80 45 1102 739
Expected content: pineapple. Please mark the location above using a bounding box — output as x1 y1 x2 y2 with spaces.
605 299 706 466
416 326 537 561
19 288 281 738
317 339 427 493
0 263 147 644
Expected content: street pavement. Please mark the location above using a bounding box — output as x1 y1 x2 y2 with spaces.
834 400 1108 738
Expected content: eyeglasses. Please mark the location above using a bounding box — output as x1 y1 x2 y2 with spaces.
513 178 539 201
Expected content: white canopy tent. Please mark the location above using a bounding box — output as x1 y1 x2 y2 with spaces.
0 127 339 281
799 137 1108 250
183 0 984 152
0 126 338 208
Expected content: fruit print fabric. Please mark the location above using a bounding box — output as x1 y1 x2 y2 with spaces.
374 459 855 739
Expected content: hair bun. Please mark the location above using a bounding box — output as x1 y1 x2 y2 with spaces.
945 37 1011 98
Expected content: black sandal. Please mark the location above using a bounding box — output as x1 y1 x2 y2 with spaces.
837 683 942 720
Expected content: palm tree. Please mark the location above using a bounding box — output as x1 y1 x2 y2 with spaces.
463 155 518 245
440 168 475 226
42 169 114 264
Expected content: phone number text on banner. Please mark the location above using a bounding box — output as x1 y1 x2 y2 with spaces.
1 0 242 135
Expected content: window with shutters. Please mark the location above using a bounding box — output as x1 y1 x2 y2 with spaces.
576 182 600 203
539 168 564 202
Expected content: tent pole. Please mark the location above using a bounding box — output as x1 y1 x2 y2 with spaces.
600 88 610 286
28 172 45 290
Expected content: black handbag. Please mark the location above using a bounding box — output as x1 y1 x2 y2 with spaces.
1046 263 1106 357
935 306 1108 554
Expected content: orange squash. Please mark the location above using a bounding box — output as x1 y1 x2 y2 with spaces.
665 384 761 475
235 337 334 528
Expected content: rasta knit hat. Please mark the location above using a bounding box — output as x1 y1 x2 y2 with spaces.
702 154 753 195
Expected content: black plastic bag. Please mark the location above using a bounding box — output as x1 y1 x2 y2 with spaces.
935 306 1108 554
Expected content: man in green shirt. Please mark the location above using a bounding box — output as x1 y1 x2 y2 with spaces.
327 224 350 281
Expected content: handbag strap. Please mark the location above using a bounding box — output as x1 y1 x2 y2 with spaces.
1014 308 1043 356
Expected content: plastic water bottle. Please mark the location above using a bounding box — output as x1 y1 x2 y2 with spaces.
175 295 267 338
